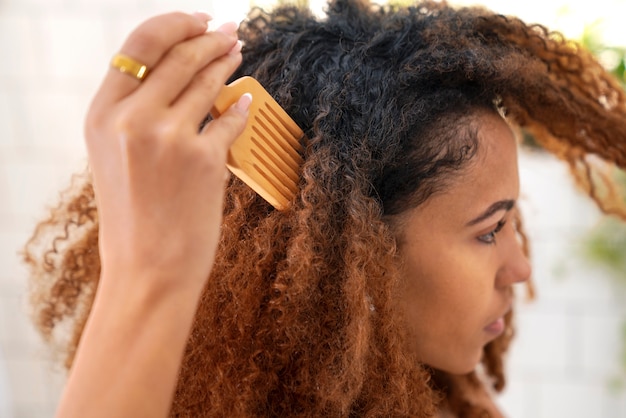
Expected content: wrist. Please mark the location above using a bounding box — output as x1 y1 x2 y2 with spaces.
98 262 207 305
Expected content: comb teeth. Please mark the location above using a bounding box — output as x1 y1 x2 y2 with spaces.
210 76 305 211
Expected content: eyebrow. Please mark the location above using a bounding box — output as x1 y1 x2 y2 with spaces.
465 199 515 226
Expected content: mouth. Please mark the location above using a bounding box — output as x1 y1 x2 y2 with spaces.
483 303 512 336
484 317 505 335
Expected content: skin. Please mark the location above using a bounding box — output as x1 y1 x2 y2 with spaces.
56 12 250 418
394 110 531 375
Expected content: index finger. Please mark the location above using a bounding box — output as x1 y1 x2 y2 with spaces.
93 12 211 107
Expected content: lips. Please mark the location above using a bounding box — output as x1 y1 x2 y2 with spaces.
484 303 512 336
484 316 505 335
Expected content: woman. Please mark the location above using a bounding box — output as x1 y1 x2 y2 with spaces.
24 0 626 416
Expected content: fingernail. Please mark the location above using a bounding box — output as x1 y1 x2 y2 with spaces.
215 21 238 35
235 93 252 112
229 40 243 55
192 11 212 22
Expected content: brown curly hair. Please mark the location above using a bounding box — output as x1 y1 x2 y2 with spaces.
23 0 626 416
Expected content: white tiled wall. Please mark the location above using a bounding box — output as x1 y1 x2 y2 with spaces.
0 0 625 417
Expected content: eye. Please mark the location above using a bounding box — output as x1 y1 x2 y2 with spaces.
477 220 506 245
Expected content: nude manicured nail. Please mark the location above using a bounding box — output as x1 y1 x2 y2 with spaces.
235 93 252 112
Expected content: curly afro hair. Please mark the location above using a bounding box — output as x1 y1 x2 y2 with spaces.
23 0 626 416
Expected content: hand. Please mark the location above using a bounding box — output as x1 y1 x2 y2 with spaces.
85 12 249 295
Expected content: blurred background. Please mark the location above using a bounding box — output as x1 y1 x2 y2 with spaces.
0 0 625 416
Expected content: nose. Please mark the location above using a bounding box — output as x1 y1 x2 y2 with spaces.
495 225 532 288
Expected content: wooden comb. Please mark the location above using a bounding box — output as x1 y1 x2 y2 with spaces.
210 76 305 211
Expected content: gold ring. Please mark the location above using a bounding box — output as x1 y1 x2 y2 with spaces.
110 53 149 81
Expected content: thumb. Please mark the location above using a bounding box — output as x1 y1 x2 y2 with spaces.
202 93 251 151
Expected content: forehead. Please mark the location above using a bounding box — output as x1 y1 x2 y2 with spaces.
397 110 519 232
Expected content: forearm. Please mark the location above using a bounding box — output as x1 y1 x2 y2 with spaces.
55 273 202 418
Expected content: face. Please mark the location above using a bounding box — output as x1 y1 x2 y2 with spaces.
392 110 531 374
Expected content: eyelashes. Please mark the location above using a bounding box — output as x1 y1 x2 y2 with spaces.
477 220 506 244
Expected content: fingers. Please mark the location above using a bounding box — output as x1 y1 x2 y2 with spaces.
87 9 247 163
170 39 243 124
138 24 239 106
93 12 211 107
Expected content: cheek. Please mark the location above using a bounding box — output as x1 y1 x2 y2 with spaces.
399 246 496 334
393 214 507 372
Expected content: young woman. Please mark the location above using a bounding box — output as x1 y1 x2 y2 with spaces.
24 0 626 416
